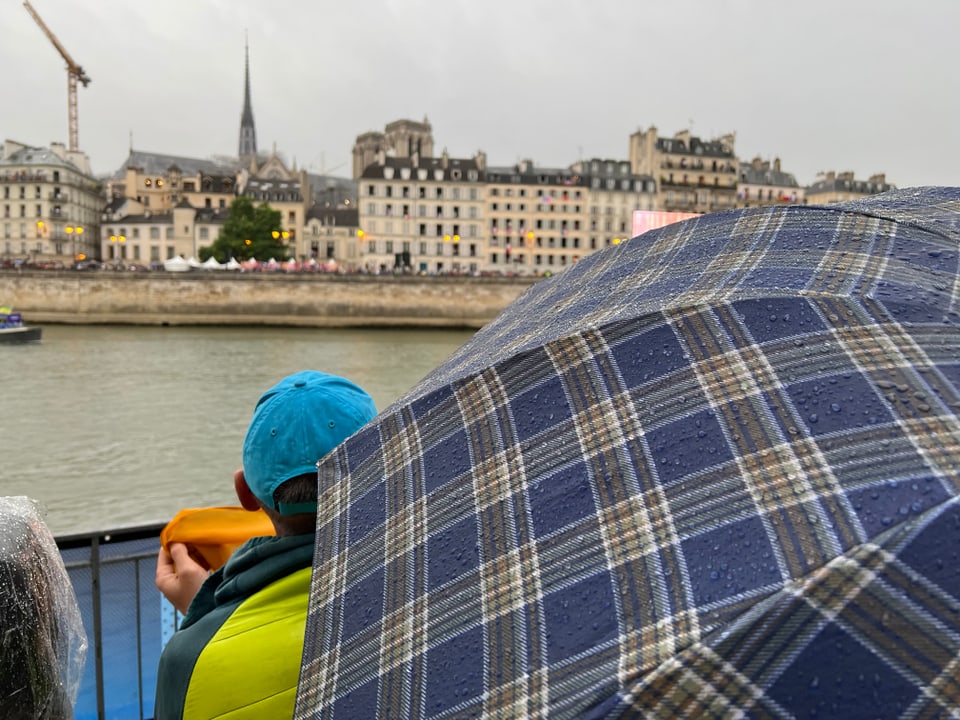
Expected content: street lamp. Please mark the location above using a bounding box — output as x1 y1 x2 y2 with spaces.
109 234 125 265
66 225 84 261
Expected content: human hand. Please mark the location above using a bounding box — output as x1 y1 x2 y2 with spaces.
156 542 209 615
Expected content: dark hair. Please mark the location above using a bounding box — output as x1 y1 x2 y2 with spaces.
272 472 318 507
270 473 318 535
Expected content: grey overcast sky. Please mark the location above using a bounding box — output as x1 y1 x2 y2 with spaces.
1 0 957 187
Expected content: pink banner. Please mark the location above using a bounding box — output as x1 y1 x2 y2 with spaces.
632 211 700 238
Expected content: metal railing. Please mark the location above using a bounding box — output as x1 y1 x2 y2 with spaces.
56 522 174 720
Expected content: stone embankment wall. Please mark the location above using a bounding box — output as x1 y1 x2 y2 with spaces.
0 271 540 328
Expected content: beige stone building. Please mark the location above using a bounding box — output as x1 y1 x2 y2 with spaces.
105 150 238 214
358 151 486 274
99 197 227 265
238 150 312 261
1 139 102 265
486 159 655 274
304 206 361 270
573 158 657 245
353 119 658 276
353 118 435 179
805 171 894 205
629 127 738 213
737 157 803 208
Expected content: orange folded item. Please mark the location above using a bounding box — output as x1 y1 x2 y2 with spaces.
160 506 276 571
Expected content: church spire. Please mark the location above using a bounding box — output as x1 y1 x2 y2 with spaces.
238 34 257 162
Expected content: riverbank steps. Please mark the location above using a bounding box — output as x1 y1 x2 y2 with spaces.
0 271 541 329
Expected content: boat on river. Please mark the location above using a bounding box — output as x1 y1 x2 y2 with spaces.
0 306 42 343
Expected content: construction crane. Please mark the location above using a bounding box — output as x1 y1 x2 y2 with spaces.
23 0 91 152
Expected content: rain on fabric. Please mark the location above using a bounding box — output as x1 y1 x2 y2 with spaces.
295 187 960 719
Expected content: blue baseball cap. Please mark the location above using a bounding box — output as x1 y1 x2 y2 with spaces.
242 371 377 514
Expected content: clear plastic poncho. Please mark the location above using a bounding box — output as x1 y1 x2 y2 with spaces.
0 497 87 719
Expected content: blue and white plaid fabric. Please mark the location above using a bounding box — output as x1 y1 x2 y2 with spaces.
296 187 960 719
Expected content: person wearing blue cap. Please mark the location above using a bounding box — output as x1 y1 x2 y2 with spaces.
153 370 377 720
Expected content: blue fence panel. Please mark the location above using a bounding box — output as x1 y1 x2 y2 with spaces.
58 524 177 720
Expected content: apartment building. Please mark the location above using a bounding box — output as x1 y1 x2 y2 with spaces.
485 159 656 274
304 206 360 269
0 139 103 264
105 150 238 214
574 158 657 245
737 157 804 208
805 171 894 204
99 197 227 264
629 127 738 214
358 151 486 274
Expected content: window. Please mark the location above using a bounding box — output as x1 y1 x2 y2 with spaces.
199 227 209 240
133 228 140 238
166 228 173 239
385 241 393 253
368 185 375 196
150 227 160 240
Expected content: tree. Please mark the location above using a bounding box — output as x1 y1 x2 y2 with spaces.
200 197 287 262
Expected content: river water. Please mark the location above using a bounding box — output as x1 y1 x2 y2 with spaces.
0 324 474 535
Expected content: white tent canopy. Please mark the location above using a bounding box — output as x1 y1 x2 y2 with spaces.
163 256 191 272
201 256 225 270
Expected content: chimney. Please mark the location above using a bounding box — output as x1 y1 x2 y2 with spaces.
868 173 886 185
773 157 781 173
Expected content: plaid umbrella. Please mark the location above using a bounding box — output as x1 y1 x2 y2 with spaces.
296 187 960 719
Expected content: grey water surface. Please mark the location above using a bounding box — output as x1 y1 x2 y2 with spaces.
0 324 473 535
